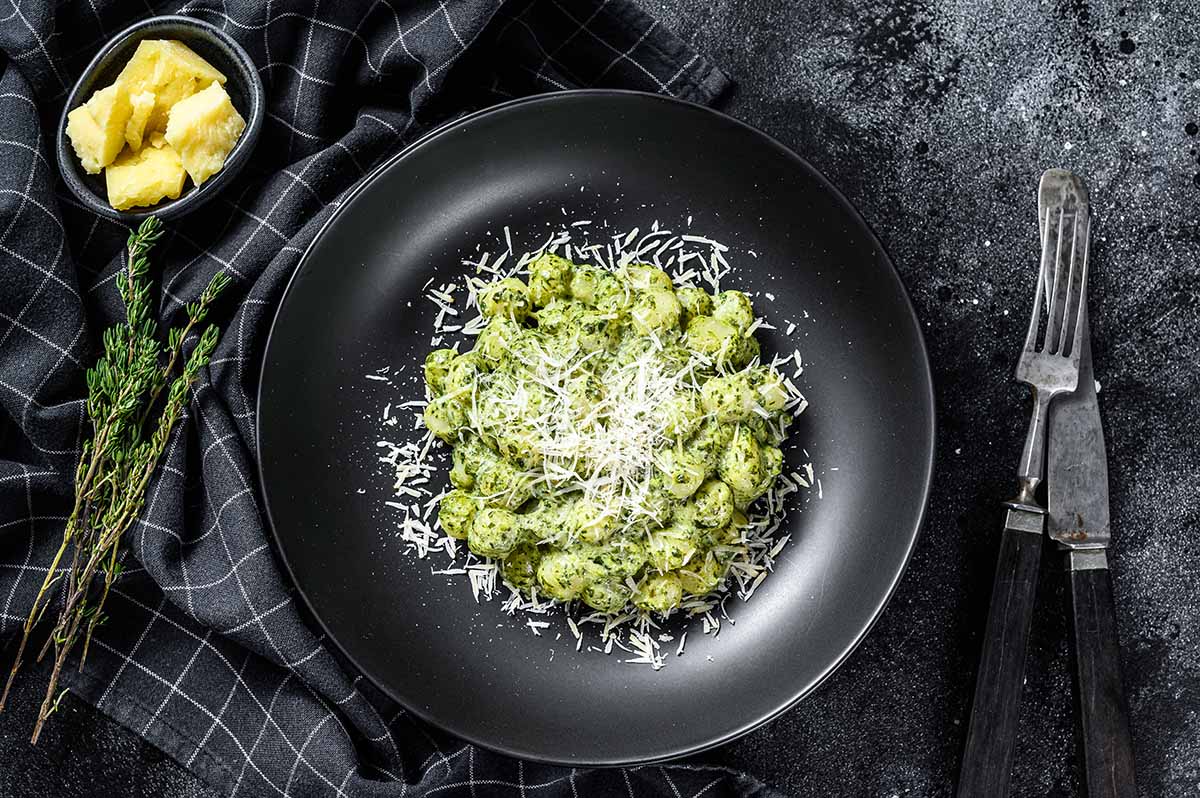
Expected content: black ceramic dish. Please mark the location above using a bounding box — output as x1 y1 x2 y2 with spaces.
257 91 936 766
56 15 264 222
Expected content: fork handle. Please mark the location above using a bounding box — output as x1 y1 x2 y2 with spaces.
1017 390 1053 494
1066 551 1138 798
957 508 1044 798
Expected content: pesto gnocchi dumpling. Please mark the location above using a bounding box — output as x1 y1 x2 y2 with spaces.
634 573 683 613
691 479 734 529
437 490 477 540
718 427 767 507
684 315 740 367
468 506 522 558
678 552 723 596
537 550 603 601
656 446 707 499
423 348 457 395
624 263 674 292
752 366 789 411
476 317 522 366
528 253 573 306
660 392 703 439
582 578 629 614
479 277 532 321
596 537 647 578
443 351 485 394
689 419 734 469
423 395 466 442
474 459 532 509
711 290 755 331
422 250 796 617
501 543 542 590
568 498 618 544
700 372 759 422
676 286 713 326
630 289 681 335
568 264 607 305
647 524 698 573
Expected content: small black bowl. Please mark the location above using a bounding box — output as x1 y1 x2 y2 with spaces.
56 15 264 222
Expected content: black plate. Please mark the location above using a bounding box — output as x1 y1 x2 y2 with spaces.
258 90 935 766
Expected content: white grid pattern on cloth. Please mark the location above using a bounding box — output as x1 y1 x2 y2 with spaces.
0 1 767 797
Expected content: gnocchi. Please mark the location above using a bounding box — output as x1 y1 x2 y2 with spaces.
422 256 793 615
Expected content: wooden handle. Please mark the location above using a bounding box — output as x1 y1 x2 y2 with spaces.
1067 556 1138 798
957 511 1044 798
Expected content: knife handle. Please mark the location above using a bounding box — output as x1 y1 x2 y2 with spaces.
957 510 1044 798
1066 551 1138 798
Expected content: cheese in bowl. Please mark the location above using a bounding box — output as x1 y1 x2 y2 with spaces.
65 40 245 211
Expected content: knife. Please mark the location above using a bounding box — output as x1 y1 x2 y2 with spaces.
1043 202 1139 793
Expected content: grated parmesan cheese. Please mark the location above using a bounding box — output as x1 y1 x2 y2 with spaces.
364 220 822 668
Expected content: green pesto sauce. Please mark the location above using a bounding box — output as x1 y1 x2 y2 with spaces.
423 254 791 615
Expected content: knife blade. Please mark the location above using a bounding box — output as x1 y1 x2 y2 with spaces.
1047 312 1109 557
1041 181 1108 559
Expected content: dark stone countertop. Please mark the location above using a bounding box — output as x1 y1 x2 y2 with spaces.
3 0 1197 796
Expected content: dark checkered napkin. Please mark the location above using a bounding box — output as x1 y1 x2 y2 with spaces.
0 1 778 796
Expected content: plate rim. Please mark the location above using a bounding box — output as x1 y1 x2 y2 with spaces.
255 88 937 767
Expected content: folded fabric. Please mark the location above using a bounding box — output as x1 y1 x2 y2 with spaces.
0 1 790 796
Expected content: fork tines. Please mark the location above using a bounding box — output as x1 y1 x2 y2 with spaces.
1026 170 1090 362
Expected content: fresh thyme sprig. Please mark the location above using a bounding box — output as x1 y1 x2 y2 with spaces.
0 217 230 743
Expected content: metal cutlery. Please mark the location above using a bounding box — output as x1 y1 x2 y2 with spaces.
957 168 1091 797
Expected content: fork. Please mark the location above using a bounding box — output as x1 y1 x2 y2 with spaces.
957 169 1090 797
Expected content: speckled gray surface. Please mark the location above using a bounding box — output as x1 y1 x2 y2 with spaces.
3 0 1197 796
640 0 1199 794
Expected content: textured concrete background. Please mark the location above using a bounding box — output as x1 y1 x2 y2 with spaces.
2 0 1197 796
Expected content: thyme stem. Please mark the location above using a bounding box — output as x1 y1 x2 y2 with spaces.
0 217 230 742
